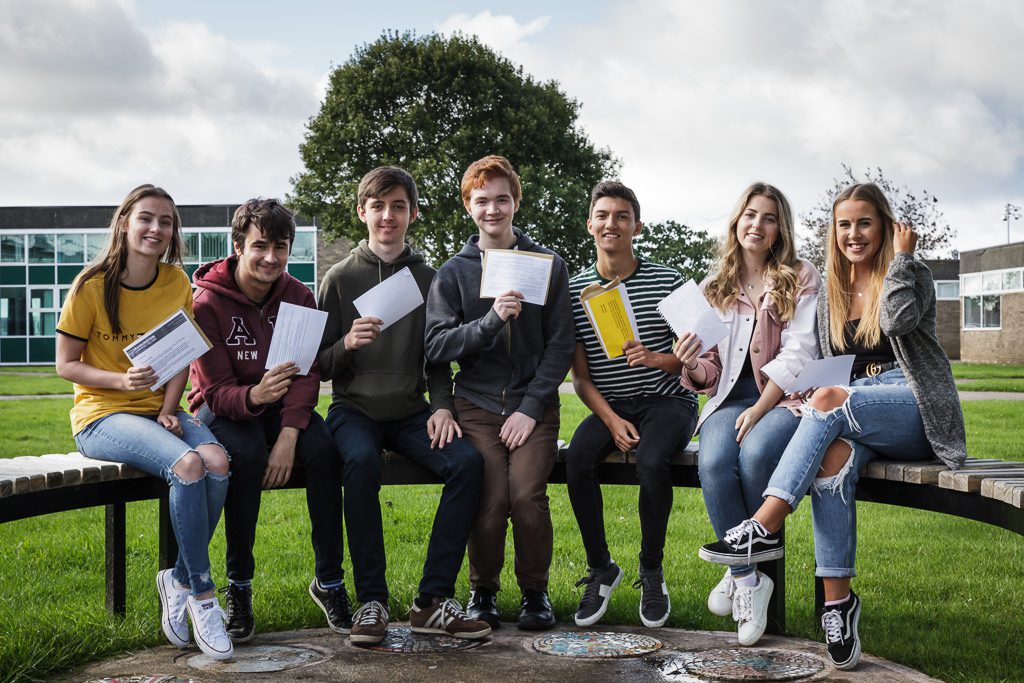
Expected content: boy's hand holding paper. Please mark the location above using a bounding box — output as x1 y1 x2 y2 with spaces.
352 266 424 331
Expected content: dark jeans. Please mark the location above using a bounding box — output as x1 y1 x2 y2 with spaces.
326 404 483 603
197 404 344 586
565 394 698 570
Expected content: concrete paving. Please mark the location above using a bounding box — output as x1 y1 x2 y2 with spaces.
62 623 939 683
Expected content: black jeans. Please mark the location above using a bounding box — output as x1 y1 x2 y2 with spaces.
326 405 483 603
565 394 698 570
197 404 344 586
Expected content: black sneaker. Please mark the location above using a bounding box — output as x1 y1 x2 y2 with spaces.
518 589 556 631
820 590 861 670
698 519 784 565
467 587 501 629
308 579 353 634
574 562 624 626
633 566 671 628
221 582 255 643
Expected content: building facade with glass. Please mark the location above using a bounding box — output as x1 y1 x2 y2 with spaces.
960 241 1024 363
1 205 318 365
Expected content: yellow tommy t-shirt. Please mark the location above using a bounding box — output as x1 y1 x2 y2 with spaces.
57 263 194 435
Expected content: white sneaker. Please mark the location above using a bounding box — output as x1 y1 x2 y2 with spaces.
156 569 190 648
707 569 735 617
187 595 234 660
733 572 773 646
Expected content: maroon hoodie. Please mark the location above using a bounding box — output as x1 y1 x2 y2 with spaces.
188 255 319 431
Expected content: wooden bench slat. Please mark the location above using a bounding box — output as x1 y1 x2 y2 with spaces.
980 477 1024 499
938 466 1024 493
900 459 1008 485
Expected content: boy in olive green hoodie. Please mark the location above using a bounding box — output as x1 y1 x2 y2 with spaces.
317 166 488 645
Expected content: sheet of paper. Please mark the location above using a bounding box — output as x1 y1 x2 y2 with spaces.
123 308 212 391
353 266 424 331
479 249 554 306
582 283 640 359
656 279 730 353
785 355 856 393
264 301 328 376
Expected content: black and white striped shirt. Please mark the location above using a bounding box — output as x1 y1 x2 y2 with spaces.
569 260 697 405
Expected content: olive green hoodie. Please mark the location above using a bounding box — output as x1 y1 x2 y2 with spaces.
317 240 453 421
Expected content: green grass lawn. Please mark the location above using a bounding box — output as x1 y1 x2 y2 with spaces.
1 392 1023 681
952 362 1024 392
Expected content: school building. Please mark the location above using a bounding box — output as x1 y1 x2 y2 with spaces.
0 204 350 366
959 241 1024 364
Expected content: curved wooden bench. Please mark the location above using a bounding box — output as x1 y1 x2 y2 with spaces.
2 447 1022 632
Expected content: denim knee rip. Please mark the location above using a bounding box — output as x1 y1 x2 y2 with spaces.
802 386 860 433
169 449 208 486
812 437 857 505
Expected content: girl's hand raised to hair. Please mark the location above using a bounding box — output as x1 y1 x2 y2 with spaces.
893 222 918 255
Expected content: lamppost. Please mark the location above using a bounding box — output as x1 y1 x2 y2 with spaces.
1004 203 1022 244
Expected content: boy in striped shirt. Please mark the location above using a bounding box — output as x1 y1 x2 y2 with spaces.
566 181 699 629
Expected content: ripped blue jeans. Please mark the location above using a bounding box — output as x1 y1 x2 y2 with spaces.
75 410 229 595
762 369 932 578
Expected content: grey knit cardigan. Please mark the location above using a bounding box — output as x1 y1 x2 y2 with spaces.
817 252 967 469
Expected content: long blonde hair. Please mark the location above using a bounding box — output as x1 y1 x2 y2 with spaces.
70 184 184 333
705 182 802 321
826 183 896 351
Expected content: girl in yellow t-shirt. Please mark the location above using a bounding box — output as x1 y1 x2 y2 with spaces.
56 185 233 661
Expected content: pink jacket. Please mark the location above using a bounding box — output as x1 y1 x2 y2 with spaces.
681 258 821 429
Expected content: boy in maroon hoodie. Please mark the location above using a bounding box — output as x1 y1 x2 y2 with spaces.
188 198 348 642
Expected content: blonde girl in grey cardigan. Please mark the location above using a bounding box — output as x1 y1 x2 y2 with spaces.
696 183 966 671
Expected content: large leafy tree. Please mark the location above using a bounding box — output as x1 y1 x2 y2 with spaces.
290 31 619 271
634 220 718 283
800 164 956 272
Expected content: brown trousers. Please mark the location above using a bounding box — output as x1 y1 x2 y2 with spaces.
454 398 560 592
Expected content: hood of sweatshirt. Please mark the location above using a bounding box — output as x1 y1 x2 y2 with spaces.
349 240 425 282
453 227 537 261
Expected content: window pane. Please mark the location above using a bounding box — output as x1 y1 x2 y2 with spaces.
201 232 228 261
30 288 54 309
58 234 84 263
936 282 959 299
30 311 56 336
1003 269 1022 291
60 287 71 306
982 272 1001 292
85 234 105 261
1 235 24 263
0 287 27 335
183 232 200 264
291 232 315 261
963 296 981 328
28 234 55 263
983 295 1001 328
962 273 981 295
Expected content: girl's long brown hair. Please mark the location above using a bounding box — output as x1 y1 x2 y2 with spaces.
705 182 803 321
826 183 896 351
70 184 184 333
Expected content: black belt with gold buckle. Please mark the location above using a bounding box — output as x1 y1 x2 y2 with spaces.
853 361 898 380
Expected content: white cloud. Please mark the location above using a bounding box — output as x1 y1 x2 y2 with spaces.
0 0 321 206
437 1 1024 252
437 10 550 62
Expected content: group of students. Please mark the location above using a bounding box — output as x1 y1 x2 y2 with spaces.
55 154 965 672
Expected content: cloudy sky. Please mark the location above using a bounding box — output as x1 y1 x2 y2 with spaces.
2 0 1022 253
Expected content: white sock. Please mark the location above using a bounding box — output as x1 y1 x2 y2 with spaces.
734 571 759 589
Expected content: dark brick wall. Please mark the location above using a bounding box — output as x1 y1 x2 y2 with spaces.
316 232 353 288
960 242 1024 274
934 299 960 359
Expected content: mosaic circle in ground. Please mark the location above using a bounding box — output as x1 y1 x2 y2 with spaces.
652 649 824 681
357 627 484 654
185 644 325 673
533 631 663 658
89 677 197 683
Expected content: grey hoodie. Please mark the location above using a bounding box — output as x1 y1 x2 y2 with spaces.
317 240 453 422
424 228 574 421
